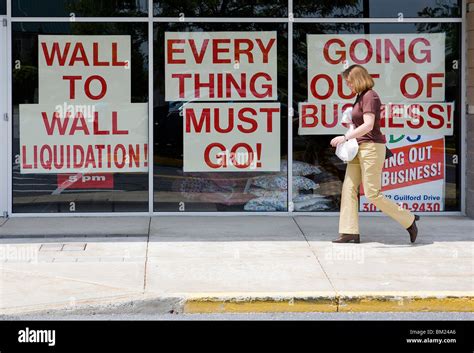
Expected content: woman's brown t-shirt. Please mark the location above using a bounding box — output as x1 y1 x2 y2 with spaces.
351 89 387 145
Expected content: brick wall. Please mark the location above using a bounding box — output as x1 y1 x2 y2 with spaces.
467 0 474 217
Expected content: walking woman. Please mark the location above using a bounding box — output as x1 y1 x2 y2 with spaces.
330 64 419 244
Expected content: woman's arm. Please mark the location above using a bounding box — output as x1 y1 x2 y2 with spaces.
345 113 375 140
330 113 375 147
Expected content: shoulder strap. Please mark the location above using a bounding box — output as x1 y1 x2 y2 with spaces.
353 89 368 107
353 93 361 107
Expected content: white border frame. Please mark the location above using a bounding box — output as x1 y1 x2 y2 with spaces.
4 0 466 217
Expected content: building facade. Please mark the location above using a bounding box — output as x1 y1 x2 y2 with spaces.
0 0 472 218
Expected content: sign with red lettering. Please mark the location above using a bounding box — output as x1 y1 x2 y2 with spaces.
165 31 280 172
20 35 148 174
299 101 454 135
360 136 445 212
299 34 454 136
183 103 280 172
165 31 277 101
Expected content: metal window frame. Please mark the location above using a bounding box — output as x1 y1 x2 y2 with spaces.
460 0 467 216
3 0 466 218
0 14 7 217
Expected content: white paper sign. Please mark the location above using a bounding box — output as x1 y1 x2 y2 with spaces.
183 102 280 172
20 35 148 174
165 31 277 101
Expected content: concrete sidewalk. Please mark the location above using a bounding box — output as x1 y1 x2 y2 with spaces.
0 215 472 315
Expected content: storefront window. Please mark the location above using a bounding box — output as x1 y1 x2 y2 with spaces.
153 0 287 17
12 0 148 17
6 2 464 215
153 23 288 212
12 22 149 213
294 22 462 212
294 0 462 18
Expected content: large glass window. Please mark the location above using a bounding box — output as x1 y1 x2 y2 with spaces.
1 0 5 15
293 22 462 212
7 1 464 215
153 23 289 212
12 0 148 17
12 22 149 213
294 0 462 18
153 0 287 17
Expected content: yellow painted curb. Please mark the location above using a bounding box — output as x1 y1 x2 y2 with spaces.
184 298 338 313
338 296 474 312
183 294 474 313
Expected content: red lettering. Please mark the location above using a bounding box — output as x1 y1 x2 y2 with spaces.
114 144 126 169
186 108 211 133
41 42 71 66
255 38 276 64
69 43 89 66
427 104 444 129
21 145 32 169
212 39 231 64
42 111 71 135
427 73 444 98
63 75 81 99
112 112 128 135
323 38 345 65
238 107 258 133
112 42 127 66
171 73 192 98
93 112 110 135
69 112 90 135
84 75 107 100
400 73 423 99
260 107 279 132
310 74 333 100
249 72 272 99
204 143 226 169
407 104 424 129
234 39 254 63
93 43 109 66
167 39 186 64
301 105 318 128
230 143 253 168
408 38 431 63
350 39 373 64
189 39 209 64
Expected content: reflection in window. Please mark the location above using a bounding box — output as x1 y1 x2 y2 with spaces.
294 0 461 18
153 0 287 17
13 0 148 17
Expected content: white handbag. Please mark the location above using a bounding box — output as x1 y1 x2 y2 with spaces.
335 108 359 163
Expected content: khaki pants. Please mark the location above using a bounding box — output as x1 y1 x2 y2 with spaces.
339 142 415 234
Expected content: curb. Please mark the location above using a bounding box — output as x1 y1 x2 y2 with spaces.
1 292 473 317
183 292 474 313
0 294 184 317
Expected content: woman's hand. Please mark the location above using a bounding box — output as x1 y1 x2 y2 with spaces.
330 135 346 147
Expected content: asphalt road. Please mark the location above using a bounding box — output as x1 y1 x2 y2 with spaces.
3 312 473 321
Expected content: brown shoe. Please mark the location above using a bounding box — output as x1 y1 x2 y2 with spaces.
332 233 360 243
407 215 420 243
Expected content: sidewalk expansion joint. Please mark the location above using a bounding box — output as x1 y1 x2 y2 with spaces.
291 216 339 296
142 217 152 292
